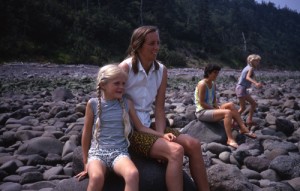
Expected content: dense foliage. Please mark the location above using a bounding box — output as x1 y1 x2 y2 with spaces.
1 0 300 69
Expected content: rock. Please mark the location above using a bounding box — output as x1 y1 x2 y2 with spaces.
180 120 227 144
207 163 260 191
70 146 197 191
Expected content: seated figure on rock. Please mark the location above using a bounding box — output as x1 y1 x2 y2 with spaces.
194 64 256 149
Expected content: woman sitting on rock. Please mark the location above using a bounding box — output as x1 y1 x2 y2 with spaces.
194 64 256 149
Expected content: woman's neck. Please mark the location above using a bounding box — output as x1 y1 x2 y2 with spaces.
138 56 153 74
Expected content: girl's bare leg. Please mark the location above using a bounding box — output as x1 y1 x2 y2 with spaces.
113 156 139 191
87 160 106 191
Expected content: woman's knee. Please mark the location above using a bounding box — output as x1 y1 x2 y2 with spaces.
224 109 232 118
168 144 184 160
187 137 201 153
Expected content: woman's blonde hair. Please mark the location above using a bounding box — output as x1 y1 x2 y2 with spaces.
94 64 132 147
247 54 261 66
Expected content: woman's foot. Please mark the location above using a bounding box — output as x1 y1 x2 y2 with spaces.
227 141 238 149
240 131 257 139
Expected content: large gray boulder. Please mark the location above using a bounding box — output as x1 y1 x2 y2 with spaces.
53 146 196 191
180 120 227 144
207 163 260 191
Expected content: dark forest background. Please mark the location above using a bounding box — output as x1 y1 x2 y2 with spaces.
1 0 300 70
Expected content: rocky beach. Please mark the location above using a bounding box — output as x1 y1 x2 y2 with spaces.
0 62 300 191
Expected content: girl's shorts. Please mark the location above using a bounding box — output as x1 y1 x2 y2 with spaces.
128 128 180 158
235 85 249 98
195 109 215 122
88 148 130 169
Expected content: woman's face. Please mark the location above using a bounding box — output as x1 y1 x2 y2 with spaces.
209 70 219 80
138 31 160 62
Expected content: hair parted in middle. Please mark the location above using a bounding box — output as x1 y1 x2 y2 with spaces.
127 25 159 74
94 64 132 147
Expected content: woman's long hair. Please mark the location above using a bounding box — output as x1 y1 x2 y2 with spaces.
127 25 159 74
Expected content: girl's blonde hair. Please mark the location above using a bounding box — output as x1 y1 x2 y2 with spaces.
247 54 261 66
94 64 132 147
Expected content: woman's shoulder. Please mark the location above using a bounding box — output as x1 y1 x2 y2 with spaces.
197 79 206 85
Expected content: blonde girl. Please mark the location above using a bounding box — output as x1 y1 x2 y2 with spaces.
75 64 138 191
236 54 263 127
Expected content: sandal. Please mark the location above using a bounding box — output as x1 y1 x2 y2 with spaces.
227 141 238 149
240 131 257 139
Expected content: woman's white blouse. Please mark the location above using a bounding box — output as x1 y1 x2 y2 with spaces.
123 57 164 128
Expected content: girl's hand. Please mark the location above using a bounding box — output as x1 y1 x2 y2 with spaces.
256 82 263 88
163 133 176 141
75 165 88 181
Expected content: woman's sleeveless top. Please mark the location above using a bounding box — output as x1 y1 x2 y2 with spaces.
123 57 164 128
194 81 215 112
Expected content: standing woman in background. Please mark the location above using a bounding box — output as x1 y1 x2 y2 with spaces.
119 25 210 191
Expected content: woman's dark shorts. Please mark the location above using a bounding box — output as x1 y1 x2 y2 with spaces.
128 128 180 158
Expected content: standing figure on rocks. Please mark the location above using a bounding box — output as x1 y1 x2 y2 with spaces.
235 54 263 127
119 25 210 191
194 64 256 149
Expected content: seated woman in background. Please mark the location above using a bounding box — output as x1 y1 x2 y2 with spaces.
194 64 256 149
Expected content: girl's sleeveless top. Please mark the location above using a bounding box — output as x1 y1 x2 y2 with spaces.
237 64 255 88
89 97 129 149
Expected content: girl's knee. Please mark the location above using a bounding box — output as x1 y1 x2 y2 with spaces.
249 102 257 110
124 168 139 182
88 172 105 187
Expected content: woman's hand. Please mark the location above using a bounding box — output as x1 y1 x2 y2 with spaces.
163 133 176 141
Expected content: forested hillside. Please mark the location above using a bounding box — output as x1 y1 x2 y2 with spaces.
1 0 300 69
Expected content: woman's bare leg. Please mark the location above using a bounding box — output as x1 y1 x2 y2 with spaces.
149 138 184 191
212 108 235 143
175 134 210 191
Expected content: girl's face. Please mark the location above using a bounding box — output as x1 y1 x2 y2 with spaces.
138 31 160 62
252 59 260 67
102 76 126 100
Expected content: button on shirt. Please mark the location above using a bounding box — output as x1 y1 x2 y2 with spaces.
124 57 163 128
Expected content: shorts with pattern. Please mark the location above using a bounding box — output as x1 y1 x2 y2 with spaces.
235 85 249 98
88 147 130 169
128 127 180 158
